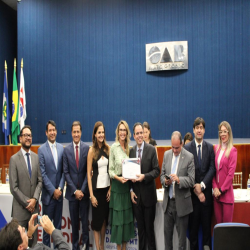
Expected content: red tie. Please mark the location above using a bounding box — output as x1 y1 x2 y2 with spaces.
76 145 79 169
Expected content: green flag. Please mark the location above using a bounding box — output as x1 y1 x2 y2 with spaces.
11 68 20 145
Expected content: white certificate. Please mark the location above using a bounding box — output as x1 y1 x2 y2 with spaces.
122 158 141 179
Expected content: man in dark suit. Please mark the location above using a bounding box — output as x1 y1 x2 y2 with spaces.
38 120 65 247
9 125 43 247
184 117 215 250
160 131 195 250
63 121 90 250
129 122 160 250
0 213 70 250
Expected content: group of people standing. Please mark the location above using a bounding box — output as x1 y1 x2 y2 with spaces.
161 117 237 250
4 116 237 250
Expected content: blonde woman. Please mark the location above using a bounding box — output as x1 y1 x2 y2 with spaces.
109 120 134 250
212 121 237 223
87 122 110 250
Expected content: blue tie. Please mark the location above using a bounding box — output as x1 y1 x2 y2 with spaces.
26 153 32 178
52 144 57 169
198 145 201 168
169 155 179 199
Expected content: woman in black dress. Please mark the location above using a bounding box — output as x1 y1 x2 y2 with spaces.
87 121 111 250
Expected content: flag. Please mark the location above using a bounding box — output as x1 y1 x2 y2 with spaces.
11 68 19 145
2 70 10 145
18 66 26 130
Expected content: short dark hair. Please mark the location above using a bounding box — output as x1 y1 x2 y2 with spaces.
71 121 82 131
46 120 56 131
133 122 143 134
193 117 205 129
184 132 193 144
20 125 32 136
0 219 22 250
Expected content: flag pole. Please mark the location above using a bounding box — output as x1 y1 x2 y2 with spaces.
5 61 11 145
4 61 7 91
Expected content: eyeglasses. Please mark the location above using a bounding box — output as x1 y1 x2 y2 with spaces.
135 132 143 136
219 130 228 135
20 134 32 138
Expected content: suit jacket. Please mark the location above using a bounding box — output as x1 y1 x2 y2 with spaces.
160 147 195 217
212 145 237 204
63 141 89 201
184 140 215 206
29 229 70 250
38 141 65 206
129 142 160 207
9 149 43 221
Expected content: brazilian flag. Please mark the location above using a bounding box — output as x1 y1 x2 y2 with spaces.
12 68 20 145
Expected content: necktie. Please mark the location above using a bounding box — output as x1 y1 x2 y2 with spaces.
26 153 32 178
52 144 57 169
198 145 201 168
138 149 142 163
169 155 179 199
76 145 79 169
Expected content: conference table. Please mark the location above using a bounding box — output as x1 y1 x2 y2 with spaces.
0 185 249 250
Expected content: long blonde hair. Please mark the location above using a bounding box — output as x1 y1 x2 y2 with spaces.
115 120 131 156
217 121 233 158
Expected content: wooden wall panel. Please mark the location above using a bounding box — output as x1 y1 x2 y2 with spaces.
0 146 39 183
1 144 249 188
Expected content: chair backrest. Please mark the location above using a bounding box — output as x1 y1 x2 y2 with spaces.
233 172 242 189
213 223 250 250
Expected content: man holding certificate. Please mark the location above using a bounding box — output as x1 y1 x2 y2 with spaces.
129 122 160 250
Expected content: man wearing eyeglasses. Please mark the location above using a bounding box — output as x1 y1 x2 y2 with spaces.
9 125 43 247
184 117 215 250
129 122 160 250
160 131 195 250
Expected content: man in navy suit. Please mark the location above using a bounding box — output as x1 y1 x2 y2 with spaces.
38 120 65 247
184 117 215 250
63 121 90 250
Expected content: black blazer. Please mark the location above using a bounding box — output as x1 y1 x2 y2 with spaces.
129 142 160 207
184 140 215 206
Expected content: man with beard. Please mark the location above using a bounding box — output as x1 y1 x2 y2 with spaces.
9 125 43 247
184 117 215 250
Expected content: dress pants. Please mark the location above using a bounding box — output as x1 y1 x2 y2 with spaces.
19 218 38 248
189 201 212 250
69 198 89 250
214 199 234 223
164 198 188 250
42 199 63 248
133 199 156 250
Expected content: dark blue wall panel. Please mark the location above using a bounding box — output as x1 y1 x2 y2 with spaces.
17 0 250 143
0 1 17 144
